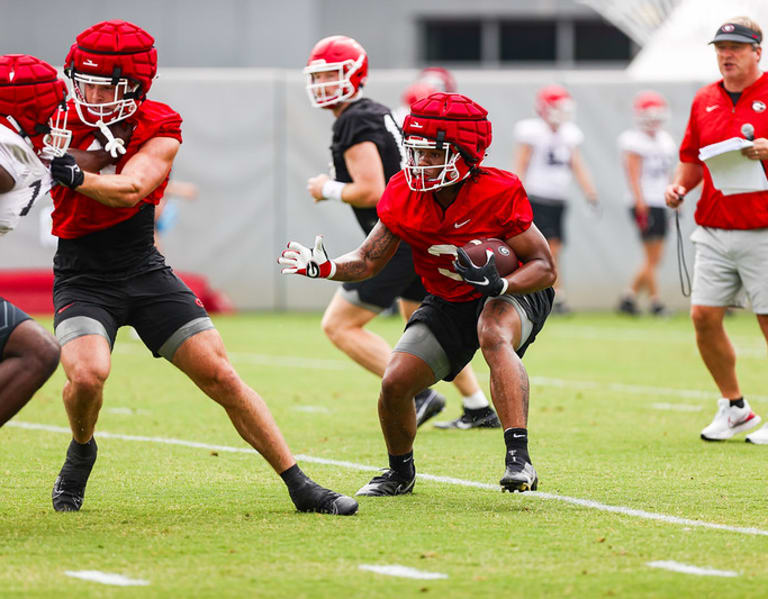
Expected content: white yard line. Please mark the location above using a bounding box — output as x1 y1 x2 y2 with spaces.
647 561 738 577
8 421 768 537
64 570 150 586
650 403 703 412
358 565 448 580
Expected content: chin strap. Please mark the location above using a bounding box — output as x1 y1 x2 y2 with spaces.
96 120 126 159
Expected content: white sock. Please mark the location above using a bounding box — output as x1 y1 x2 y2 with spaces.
462 390 490 410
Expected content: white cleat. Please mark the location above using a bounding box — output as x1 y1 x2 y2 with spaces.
700 398 761 441
746 423 768 445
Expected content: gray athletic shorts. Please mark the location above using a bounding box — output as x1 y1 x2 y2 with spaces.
394 294 535 383
690 226 768 313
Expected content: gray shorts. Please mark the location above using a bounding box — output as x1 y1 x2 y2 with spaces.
690 226 768 313
393 294 535 383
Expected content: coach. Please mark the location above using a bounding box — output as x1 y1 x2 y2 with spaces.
665 16 768 444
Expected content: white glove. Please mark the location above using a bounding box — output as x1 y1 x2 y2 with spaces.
278 235 337 278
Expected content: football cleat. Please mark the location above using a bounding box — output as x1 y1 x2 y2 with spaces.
356 468 416 497
500 451 538 493
617 296 639 316
700 398 761 441
414 389 446 427
288 478 358 515
52 439 98 512
746 423 768 445
434 406 501 429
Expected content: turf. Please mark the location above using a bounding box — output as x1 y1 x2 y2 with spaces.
2 311 767 598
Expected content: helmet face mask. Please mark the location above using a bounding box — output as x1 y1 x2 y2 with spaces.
536 85 574 128
40 104 71 159
304 35 368 109
633 91 668 133
403 137 467 191
70 70 139 126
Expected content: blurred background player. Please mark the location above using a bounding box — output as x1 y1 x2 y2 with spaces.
665 17 767 444
616 91 676 316
513 84 598 314
0 54 63 427
304 37 498 429
281 92 555 495
46 20 357 516
392 66 457 127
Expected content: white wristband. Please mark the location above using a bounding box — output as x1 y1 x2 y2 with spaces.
496 278 509 297
322 180 346 202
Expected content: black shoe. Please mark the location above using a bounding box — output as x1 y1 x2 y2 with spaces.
500 451 538 493
356 468 416 497
52 439 98 512
414 389 446 427
434 406 501 429
289 478 358 515
617 296 639 315
649 301 668 317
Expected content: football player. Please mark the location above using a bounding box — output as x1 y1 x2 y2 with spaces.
304 37 498 431
513 85 598 314
281 93 556 495
616 91 676 316
46 20 357 516
0 54 63 427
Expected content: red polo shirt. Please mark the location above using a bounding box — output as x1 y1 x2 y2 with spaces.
679 71 768 229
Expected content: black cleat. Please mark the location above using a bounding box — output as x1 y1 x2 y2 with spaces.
52 438 97 512
617 296 640 316
500 451 538 493
356 468 416 497
289 478 358 515
414 389 446 427
434 406 501 430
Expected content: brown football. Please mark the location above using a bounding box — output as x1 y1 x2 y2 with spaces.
461 238 519 276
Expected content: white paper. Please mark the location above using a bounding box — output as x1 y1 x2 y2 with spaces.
698 137 768 195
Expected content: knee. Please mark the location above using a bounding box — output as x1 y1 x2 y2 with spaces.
380 371 414 409
478 323 512 355
67 362 108 397
198 362 243 403
691 306 722 333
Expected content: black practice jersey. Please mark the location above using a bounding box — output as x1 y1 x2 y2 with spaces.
331 98 404 234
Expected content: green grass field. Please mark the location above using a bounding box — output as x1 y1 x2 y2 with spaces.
2 311 767 598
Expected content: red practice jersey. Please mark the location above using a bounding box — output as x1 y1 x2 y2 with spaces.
679 72 768 229
50 99 183 239
377 168 532 302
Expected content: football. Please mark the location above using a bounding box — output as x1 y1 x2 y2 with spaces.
461 238 519 276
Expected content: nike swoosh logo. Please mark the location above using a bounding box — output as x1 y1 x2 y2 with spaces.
454 218 471 228
705 105 719 112
512 433 526 438
410 122 424 128
465 277 489 286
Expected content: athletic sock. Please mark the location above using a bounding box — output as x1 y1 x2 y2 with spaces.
503 428 530 463
388 451 415 480
462 389 490 410
279 463 309 492
68 437 97 460
729 397 745 409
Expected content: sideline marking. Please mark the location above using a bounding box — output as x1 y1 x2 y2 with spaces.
359 565 448 580
9 421 768 538
647 561 738 577
650 403 702 412
65 570 150 586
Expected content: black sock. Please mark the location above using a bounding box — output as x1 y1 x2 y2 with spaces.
68 438 97 460
388 451 415 480
503 428 530 463
279 463 310 492
730 397 745 409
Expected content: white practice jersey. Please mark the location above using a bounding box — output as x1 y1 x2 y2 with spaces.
0 125 52 236
513 117 583 201
617 128 676 207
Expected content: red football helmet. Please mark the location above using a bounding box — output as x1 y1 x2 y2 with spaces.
401 81 437 108
633 90 668 132
535 85 574 127
401 92 492 191
304 35 368 108
418 67 457 93
0 54 71 157
65 19 157 127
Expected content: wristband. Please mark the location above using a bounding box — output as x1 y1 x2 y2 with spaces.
496 278 509 296
321 180 345 202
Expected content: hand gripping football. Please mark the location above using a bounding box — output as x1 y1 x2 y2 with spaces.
461 238 518 276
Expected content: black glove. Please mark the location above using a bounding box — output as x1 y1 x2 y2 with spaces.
50 154 84 190
453 247 508 297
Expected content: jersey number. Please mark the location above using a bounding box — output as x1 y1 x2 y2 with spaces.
20 180 42 216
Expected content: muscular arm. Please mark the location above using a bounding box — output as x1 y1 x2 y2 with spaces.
74 137 180 208
68 148 116 174
665 161 703 208
0 165 14 193
513 143 533 182
503 224 557 294
341 141 386 207
331 220 401 281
